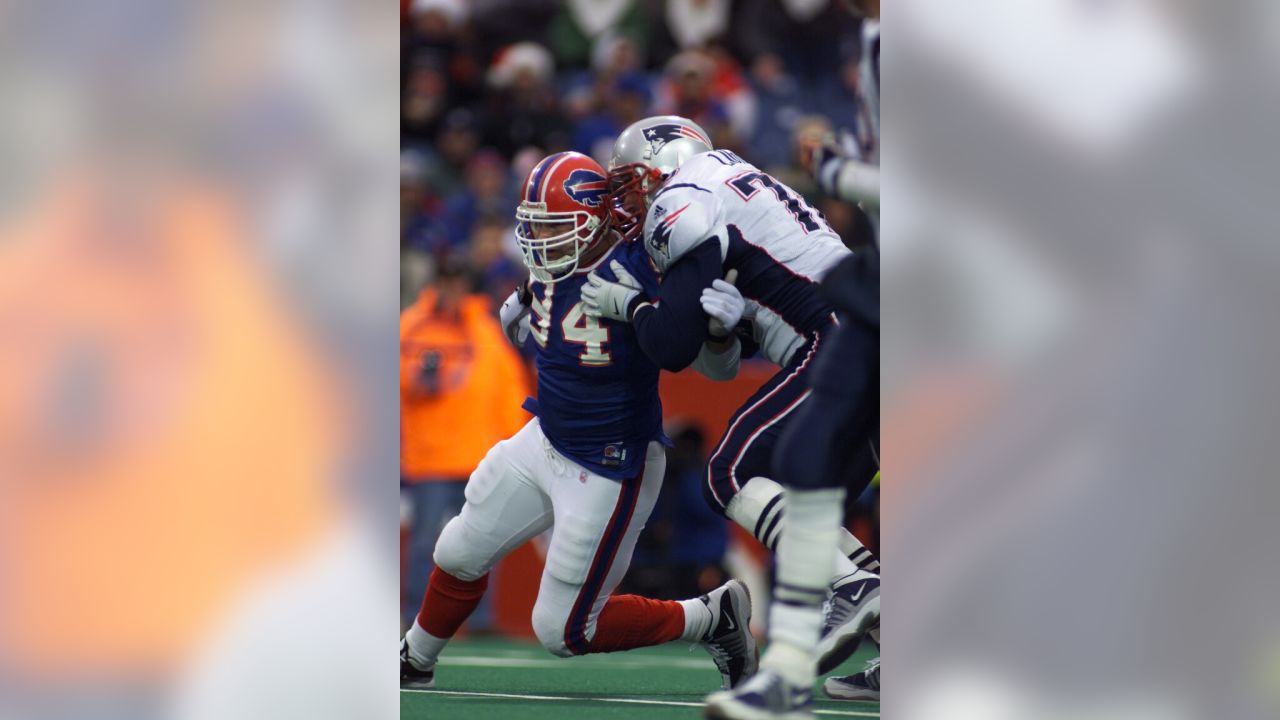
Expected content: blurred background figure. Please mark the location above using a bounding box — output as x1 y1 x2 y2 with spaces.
400 257 531 630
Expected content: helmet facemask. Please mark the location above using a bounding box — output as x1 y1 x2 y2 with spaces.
606 163 663 242
515 202 607 283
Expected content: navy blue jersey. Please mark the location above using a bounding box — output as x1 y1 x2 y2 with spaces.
521 240 668 480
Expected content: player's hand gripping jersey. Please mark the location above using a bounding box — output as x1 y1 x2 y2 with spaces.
522 238 667 480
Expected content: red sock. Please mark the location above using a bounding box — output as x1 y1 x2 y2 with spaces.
416 567 488 639
585 595 685 653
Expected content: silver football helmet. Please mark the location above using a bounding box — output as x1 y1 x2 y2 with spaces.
607 115 713 236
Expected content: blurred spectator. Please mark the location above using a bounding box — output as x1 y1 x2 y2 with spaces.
481 42 573 155
548 0 651 71
438 148 514 248
747 52 805 169
739 0 860 96
468 0 559 63
400 257 532 628
399 148 450 260
401 56 451 145
572 72 654 164
431 108 483 197
547 0 650 71
659 0 732 53
563 32 649 116
774 113 832 195
467 214 525 306
655 48 747 151
591 32 646 80
403 0 482 104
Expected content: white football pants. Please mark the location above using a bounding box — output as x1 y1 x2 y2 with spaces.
431 418 666 656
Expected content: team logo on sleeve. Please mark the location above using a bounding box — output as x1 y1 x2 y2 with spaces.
562 169 608 208
647 202 690 260
642 124 711 153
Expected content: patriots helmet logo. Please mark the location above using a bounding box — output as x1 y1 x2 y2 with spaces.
642 123 711 153
562 168 608 208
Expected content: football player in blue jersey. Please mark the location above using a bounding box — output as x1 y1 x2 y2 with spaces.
401 152 757 692
583 117 880 718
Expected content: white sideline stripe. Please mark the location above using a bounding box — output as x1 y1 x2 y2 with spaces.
403 688 879 717
442 655 712 670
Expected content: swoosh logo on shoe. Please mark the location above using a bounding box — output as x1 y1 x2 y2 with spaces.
848 584 868 603
724 613 736 631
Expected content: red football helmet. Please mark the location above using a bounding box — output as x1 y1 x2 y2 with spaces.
515 151 614 283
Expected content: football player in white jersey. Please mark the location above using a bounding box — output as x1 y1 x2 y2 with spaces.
581 116 880 718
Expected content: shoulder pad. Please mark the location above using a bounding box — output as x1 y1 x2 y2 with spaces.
643 185 723 273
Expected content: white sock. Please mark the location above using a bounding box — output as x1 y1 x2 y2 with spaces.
760 639 817 688
405 619 448 669
678 597 714 641
769 487 845 654
832 547 859 579
725 477 788 550
727 478 867 585
833 567 879 587
841 529 881 573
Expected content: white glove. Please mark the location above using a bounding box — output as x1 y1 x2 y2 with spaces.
700 270 743 339
499 287 531 347
582 260 643 322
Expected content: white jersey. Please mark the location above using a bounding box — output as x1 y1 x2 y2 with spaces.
643 150 851 339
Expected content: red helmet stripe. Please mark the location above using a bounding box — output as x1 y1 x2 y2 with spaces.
679 126 710 145
539 153 575 204
527 151 566 203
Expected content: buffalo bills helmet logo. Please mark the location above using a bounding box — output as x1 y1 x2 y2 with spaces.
642 123 710 151
563 168 607 208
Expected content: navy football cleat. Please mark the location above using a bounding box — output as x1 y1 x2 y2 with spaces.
400 638 435 689
824 657 880 702
698 579 759 690
816 573 880 674
704 668 814 720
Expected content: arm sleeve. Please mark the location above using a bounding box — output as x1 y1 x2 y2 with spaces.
819 156 880 208
628 240 723 372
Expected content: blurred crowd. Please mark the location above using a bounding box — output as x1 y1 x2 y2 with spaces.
400 0 878 308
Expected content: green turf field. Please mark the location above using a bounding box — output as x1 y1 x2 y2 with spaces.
401 637 880 719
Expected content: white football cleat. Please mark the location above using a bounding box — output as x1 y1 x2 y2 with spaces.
823 657 880 702
816 572 880 674
399 638 435 689
698 579 759 690
705 668 814 720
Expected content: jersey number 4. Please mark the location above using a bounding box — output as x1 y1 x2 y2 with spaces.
727 171 822 233
530 285 612 366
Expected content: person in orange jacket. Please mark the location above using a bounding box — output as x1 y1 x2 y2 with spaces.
400 256 531 627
